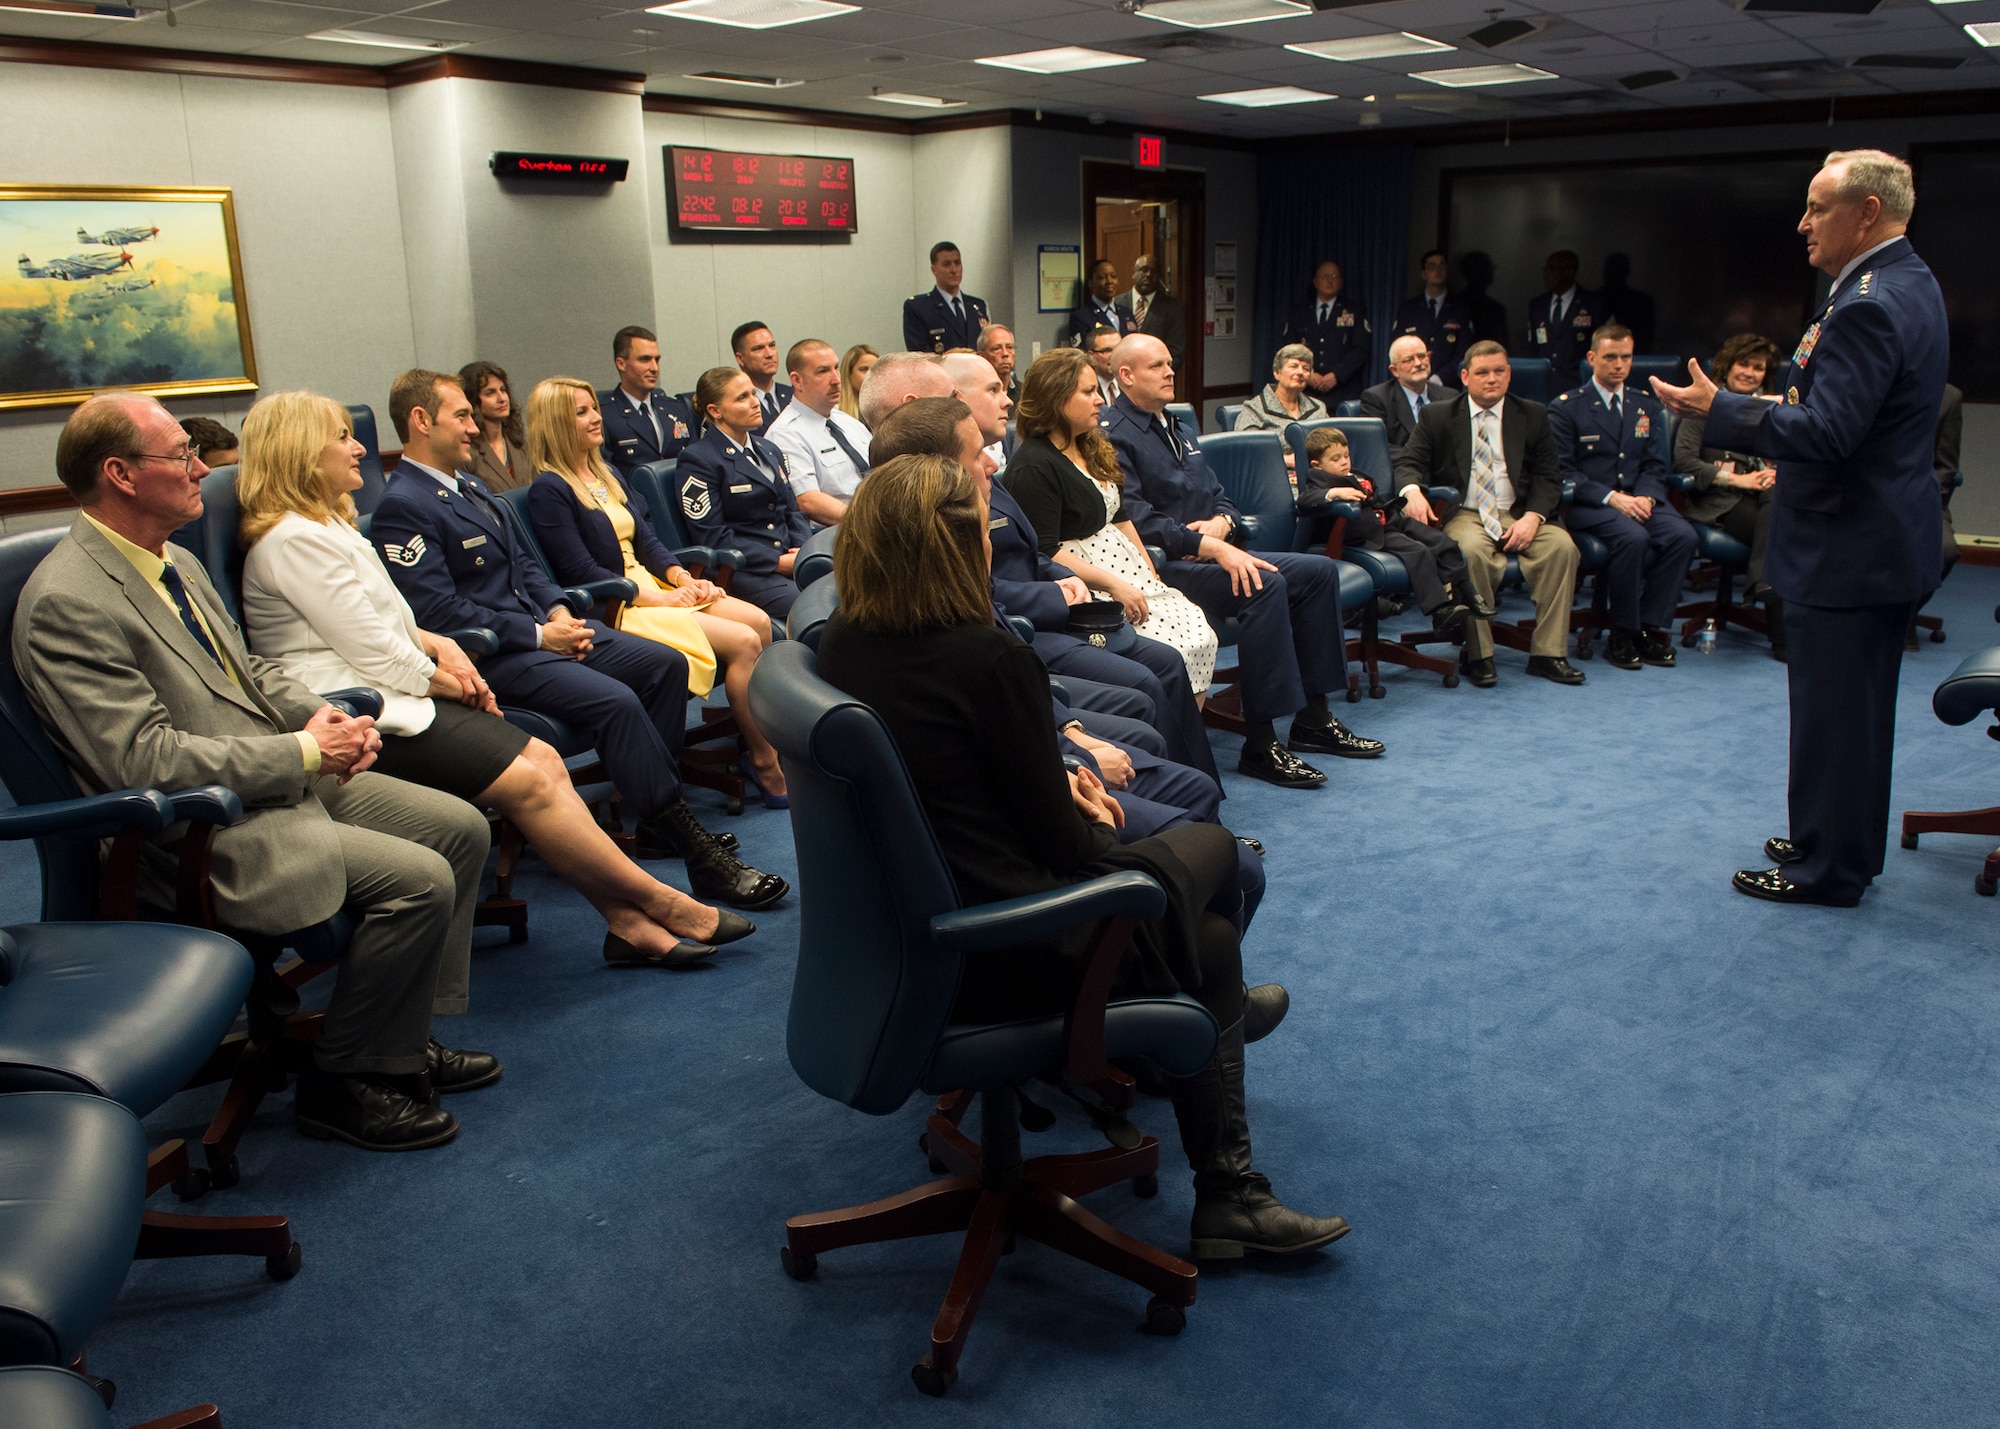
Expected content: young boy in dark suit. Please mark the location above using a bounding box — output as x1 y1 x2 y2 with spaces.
1301 425 1475 638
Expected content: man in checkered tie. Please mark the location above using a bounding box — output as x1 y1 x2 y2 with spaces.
1392 341 1585 688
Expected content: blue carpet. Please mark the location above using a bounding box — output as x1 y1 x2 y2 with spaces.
7 573 1999 1427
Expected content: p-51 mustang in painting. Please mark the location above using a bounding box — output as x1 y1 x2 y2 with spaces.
16 249 134 280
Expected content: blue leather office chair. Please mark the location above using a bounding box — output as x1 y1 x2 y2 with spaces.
0 527 367 1203
1199 429 1373 713
1165 401 1198 434
1665 472 1767 651
0 1365 219 1429
785 569 841 648
1284 416 1461 692
1213 403 1242 432
794 524 838 590
1508 357 1551 404
1333 400 1362 418
624 459 742 591
346 403 389 515
1899 646 2000 895
498 484 750 814
1914 467 1962 648
748 640 1217 1395
1626 355 1683 398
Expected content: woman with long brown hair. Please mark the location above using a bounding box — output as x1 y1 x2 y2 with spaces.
1674 332 1784 657
1001 347 1217 695
458 360 530 493
524 377 787 804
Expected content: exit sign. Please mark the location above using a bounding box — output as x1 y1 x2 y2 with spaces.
1132 134 1165 170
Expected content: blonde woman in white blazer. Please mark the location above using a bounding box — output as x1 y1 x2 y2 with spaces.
237 390 752 968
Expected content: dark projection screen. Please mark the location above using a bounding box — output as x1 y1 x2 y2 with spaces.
1910 143 2000 402
1443 154 1824 371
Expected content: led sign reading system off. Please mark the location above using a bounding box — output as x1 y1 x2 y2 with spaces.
669 146 857 233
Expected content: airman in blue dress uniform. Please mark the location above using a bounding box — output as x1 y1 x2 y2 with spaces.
598 325 694 478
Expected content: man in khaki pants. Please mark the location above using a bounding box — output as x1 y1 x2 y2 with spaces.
1392 341 1587 688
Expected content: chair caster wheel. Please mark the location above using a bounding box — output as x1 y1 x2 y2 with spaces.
1142 1296 1187 1336
1977 875 1996 898
1680 633 1697 649
207 1154 240 1190
1344 687 1361 704
912 1357 958 1397
266 1241 302 1281
1442 672 1460 688
726 796 744 816
1901 832 1919 850
1931 629 1946 643
780 1245 817 1281
1368 686 1384 699
1574 646 1592 661
1132 1173 1158 1198
172 1167 210 1202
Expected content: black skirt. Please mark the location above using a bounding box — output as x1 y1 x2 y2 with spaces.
370 700 529 802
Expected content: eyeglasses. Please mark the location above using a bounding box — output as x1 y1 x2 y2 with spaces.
134 448 197 474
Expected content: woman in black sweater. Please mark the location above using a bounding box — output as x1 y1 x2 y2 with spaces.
817 452 1346 1262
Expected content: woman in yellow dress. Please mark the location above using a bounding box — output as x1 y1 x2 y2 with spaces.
524 377 787 804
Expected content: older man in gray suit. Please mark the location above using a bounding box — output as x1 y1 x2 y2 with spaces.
13 394 497 1153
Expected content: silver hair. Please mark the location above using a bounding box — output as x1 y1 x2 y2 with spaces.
1272 342 1314 373
1823 148 1915 224
858 350 952 431
973 324 1013 353
1387 334 1430 365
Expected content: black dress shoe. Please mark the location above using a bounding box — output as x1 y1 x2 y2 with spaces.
296 1070 459 1151
1764 837 1803 865
1287 713 1384 759
1525 655 1587 685
1237 738 1326 789
1243 983 1289 1044
1603 631 1643 671
640 802 789 909
1430 601 1473 642
1238 836 1265 858
426 1039 502 1093
1455 584 1498 619
1731 867 1861 907
1770 642 1789 663
1461 654 1498 688
1639 629 1677 667
602 932 717 968
632 814 737 858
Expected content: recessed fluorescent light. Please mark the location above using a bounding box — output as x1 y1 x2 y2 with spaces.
1199 85 1337 107
0 0 152 15
1285 32 1455 62
308 28 468 51
1411 63 1557 87
646 0 857 31
975 46 1144 75
1968 21 2000 44
871 91 967 108
685 70 804 88
1138 0 1310 29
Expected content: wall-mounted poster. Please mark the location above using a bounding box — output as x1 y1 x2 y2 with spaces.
0 185 258 412
1038 245 1081 313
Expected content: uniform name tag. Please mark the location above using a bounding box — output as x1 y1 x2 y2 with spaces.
617 438 636 450
462 535 486 549
1580 434 1601 445
988 516 1010 530
729 483 753 494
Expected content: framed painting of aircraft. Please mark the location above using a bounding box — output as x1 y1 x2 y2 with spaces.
0 185 258 411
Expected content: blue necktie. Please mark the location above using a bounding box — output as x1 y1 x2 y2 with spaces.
826 418 869 476
159 562 224 670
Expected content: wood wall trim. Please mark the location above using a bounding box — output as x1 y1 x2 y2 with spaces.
643 92 929 135
0 35 386 87
385 54 645 95
0 486 75 518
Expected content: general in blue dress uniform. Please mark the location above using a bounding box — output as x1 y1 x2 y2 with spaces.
1524 251 1602 393
902 241 989 353
1655 152 1947 907
674 424 811 620
1550 326 1697 669
1280 261 1372 408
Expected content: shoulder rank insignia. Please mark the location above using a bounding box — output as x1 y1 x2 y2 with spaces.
1856 271 1874 296
1786 387 1801 405
1633 411 1651 439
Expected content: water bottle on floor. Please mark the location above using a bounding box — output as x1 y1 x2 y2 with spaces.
1697 618 1717 655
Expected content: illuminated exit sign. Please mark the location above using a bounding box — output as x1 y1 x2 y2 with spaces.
1132 134 1165 170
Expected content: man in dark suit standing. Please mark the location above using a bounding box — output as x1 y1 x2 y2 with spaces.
1117 255 1185 367
1360 335 1448 451
599 325 695 479
902 241 989 354
1068 258 1134 348
1392 250 1473 391
1655 149 1947 907
1280 259 1372 409
1524 250 1602 392
1393 341 1585 689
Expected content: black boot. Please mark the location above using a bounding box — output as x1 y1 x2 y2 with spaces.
1167 1019 1350 1261
1764 592 1786 661
635 801 789 910
1243 983 1288 1044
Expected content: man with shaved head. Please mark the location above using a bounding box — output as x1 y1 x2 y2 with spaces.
941 349 1015 473
857 349 954 430
17 393 497 1152
1106 334 1386 788
765 337 872 526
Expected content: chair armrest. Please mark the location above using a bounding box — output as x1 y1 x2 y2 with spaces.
673 545 723 572
573 579 638 606
1145 545 1167 568
0 788 173 842
1328 500 1367 520
166 785 245 828
554 589 591 616
1236 514 1265 544
1048 677 1072 705
1666 472 1695 492
1426 486 1461 506
1006 615 1036 643
440 627 499 656
321 687 384 720
929 871 1166 956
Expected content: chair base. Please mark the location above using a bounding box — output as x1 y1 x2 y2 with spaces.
1346 602 1458 697
1901 805 2000 896
1677 563 1768 647
1200 663 1246 734
139 1139 300 1280
782 1087 1196 1394
680 707 747 815
1915 612 1946 645
196 996 325 1193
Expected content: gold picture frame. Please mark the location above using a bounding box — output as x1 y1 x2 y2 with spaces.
0 184 259 411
